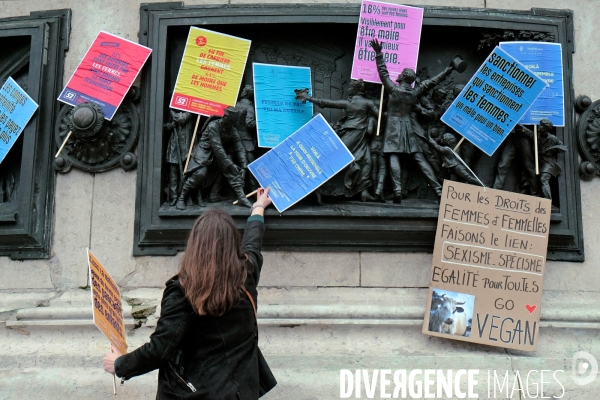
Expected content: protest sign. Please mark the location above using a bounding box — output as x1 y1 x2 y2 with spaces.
0 77 38 165
440 46 547 156
248 114 354 212
170 27 251 117
423 181 551 351
499 42 564 127
351 1 423 84
87 249 127 355
253 63 313 148
58 31 152 121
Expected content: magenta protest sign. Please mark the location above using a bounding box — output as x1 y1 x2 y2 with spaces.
351 1 423 84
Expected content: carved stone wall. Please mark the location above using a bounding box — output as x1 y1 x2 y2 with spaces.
135 4 582 261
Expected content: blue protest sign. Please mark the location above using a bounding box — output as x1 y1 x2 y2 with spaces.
440 46 547 156
499 42 564 127
248 114 354 213
0 77 38 165
253 63 313 148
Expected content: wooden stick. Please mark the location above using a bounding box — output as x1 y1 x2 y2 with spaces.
233 189 259 205
442 137 465 168
183 115 201 173
534 125 540 175
376 86 384 136
110 344 117 395
453 136 465 152
54 130 72 158
451 148 485 188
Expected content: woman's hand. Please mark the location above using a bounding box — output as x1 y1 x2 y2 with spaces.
251 187 272 216
103 344 122 375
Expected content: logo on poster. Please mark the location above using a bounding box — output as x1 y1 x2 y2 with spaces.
174 96 188 106
196 36 207 46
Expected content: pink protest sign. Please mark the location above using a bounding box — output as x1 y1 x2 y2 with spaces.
351 1 423 84
58 31 152 120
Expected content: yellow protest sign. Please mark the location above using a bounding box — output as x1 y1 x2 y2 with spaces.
170 27 251 116
87 249 128 355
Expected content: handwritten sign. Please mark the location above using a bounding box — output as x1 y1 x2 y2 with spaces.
499 42 564 127
248 114 354 212
441 46 547 156
170 27 251 117
423 181 551 351
0 77 38 164
253 63 313 148
58 31 152 120
351 0 423 84
87 249 127 355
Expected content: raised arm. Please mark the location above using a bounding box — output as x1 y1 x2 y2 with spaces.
242 188 271 285
370 39 397 93
428 137 450 155
416 67 453 97
515 124 534 141
294 89 348 110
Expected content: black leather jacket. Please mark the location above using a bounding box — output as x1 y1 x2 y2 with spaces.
114 216 275 399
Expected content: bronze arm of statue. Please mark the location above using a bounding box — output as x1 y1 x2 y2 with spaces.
370 38 463 97
294 88 347 109
294 88 378 116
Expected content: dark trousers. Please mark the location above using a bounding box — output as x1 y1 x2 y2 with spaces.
493 138 539 195
388 152 442 195
540 172 552 199
371 152 387 195
168 164 181 203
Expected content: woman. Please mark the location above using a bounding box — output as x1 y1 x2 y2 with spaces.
103 188 276 399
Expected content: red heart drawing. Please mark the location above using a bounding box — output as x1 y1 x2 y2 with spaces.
526 304 537 314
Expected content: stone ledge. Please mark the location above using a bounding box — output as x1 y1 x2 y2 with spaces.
4 288 599 329
6 319 137 328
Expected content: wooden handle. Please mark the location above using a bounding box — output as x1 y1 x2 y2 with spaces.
376 86 384 137
233 189 259 205
54 130 73 158
534 125 539 175
183 115 201 173
453 137 465 152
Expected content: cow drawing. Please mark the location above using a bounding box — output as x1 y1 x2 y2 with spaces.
429 294 467 336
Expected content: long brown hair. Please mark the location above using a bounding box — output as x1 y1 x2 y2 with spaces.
179 209 246 316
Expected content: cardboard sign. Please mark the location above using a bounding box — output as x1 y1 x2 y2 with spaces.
499 42 564 127
0 77 38 164
87 249 127 355
253 63 313 148
58 31 152 120
440 46 547 156
423 181 552 351
248 114 354 212
351 0 423 84
170 27 251 117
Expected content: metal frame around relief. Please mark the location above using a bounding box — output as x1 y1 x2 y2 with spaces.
0 10 71 259
135 3 583 261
